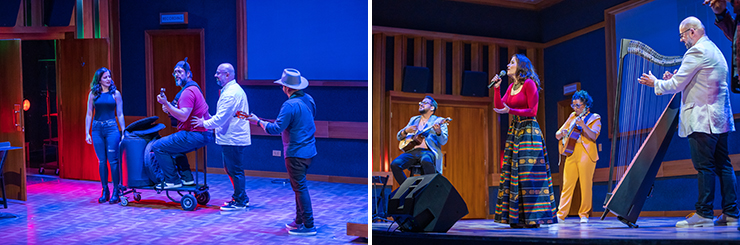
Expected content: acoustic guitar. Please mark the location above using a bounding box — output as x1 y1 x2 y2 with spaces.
398 117 452 152
560 111 588 157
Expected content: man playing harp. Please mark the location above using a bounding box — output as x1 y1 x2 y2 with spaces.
638 16 738 228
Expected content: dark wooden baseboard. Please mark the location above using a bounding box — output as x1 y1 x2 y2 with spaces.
207 167 367 185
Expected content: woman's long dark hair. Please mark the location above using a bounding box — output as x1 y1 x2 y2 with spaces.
90 67 116 101
513 54 542 91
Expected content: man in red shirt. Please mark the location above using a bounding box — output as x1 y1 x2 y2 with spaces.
153 58 213 189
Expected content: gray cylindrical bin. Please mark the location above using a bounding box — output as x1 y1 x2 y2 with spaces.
121 116 165 188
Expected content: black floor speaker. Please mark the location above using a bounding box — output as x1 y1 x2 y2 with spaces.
401 66 430 93
388 173 468 232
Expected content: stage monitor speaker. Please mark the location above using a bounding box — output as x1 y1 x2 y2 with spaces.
388 173 468 232
0 0 21 27
401 66 430 93
461 71 488 97
44 0 75 27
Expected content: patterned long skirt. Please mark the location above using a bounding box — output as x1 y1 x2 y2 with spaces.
494 115 556 225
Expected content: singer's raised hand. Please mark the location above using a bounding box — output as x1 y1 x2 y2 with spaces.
491 75 502 88
703 0 727 14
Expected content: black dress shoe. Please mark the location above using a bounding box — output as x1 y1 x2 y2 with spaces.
98 188 110 203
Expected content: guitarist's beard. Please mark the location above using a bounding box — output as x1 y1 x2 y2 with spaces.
419 108 430 114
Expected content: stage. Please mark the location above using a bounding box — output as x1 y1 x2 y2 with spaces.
0 172 367 244
373 217 740 244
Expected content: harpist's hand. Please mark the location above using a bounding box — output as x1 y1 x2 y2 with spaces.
493 102 510 114
662 69 677 80
638 71 656 87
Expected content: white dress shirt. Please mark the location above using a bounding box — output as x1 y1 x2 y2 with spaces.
203 79 251 146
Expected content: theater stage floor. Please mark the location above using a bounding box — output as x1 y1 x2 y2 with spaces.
0 173 367 244
373 217 740 244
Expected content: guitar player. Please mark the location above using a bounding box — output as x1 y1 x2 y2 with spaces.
390 96 449 185
554 90 601 223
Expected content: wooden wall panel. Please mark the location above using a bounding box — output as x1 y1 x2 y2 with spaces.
57 38 110 181
372 34 386 171
0 40 27 201
145 29 206 171
452 41 463 95
414 37 426 67
433 39 445 95
393 35 406 92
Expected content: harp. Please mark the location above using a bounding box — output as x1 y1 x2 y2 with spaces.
600 39 683 228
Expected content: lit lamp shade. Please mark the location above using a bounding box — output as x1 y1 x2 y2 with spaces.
23 99 30 111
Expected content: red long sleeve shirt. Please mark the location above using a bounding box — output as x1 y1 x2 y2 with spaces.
493 78 539 117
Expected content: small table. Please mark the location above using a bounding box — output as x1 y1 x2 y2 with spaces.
0 142 22 219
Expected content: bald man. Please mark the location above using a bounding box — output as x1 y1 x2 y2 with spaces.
192 63 252 211
639 16 738 228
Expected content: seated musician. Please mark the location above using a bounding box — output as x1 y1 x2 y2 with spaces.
554 90 601 223
390 96 449 185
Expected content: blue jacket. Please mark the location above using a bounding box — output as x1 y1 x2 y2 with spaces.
397 115 449 174
264 92 317 159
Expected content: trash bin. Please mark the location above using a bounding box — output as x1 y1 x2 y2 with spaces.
120 116 165 188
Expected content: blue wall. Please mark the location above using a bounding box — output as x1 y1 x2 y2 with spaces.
119 0 368 178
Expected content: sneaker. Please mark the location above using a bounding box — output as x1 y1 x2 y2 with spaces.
288 224 317 236
557 217 565 224
155 182 182 189
182 180 195 186
222 200 250 207
715 213 739 226
220 200 247 211
580 217 589 223
286 220 300 229
676 213 714 228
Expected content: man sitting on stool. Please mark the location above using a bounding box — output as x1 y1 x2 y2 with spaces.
391 96 448 185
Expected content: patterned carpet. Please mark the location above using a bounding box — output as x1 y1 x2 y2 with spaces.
0 173 368 244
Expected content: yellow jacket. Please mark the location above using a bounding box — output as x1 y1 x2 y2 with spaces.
558 112 601 162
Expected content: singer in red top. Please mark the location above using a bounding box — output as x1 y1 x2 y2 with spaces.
490 54 556 228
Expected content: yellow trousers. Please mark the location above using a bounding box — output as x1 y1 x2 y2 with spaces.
557 143 596 219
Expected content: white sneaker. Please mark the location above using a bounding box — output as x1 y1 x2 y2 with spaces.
580 217 589 223
557 217 565 224
715 213 739 226
155 182 182 189
676 213 714 228
182 180 195 185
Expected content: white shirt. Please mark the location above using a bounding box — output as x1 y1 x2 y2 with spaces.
654 35 735 137
203 79 251 146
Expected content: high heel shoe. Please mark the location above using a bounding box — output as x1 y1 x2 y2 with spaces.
109 187 121 204
98 188 110 203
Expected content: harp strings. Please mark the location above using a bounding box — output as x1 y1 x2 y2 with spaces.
613 40 682 185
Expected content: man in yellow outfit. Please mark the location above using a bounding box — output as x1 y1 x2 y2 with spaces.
555 90 601 223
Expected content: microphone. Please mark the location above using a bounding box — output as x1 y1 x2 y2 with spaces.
487 70 507 88
160 88 166 97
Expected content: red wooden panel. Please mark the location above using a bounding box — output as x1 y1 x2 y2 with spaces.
0 40 27 201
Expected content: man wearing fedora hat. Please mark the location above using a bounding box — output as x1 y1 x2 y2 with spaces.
153 58 213 189
247 68 317 236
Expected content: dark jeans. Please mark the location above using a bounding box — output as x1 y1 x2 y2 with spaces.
688 132 739 218
223 145 249 204
390 148 436 185
152 130 212 184
286 157 314 228
91 119 121 191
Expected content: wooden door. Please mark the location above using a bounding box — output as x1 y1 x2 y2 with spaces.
389 94 489 219
145 29 205 170
0 40 27 201
57 38 110 181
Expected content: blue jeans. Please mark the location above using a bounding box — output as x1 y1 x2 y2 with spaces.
688 132 739 218
286 157 314 228
390 148 436 185
91 119 121 191
223 145 249 204
152 130 212 184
